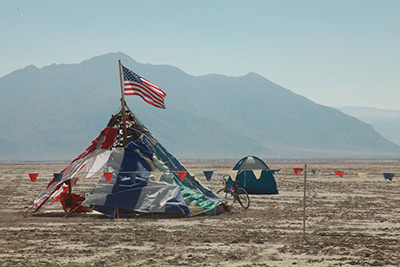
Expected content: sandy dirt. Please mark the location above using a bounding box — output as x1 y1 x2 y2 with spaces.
0 161 400 266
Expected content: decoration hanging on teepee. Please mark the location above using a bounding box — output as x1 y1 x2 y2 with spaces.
29 173 39 183
54 173 63 182
103 172 113 183
177 171 187 182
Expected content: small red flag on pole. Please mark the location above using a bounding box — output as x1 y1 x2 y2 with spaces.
294 168 303 176
177 171 187 182
334 171 344 177
104 172 113 183
29 173 39 183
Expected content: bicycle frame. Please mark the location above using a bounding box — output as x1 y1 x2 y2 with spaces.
222 178 239 194
218 177 250 209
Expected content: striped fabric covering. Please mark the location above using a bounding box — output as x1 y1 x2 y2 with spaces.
28 105 223 217
83 142 190 217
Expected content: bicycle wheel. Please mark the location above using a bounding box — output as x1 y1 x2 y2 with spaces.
216 188 234 202
236 188 250 209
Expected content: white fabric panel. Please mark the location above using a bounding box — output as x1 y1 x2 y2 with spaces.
61 149 110 184
77 172 87 182
93 148 124 188
102 148 124 182
152 154 170 172
160 172 176 185
134 180 181 213
86 150 112 178
82 193 109 207
82 149 124 206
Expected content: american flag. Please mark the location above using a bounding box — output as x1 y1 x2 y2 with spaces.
122 65 166 109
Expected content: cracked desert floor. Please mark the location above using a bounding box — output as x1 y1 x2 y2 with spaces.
1 161 399 266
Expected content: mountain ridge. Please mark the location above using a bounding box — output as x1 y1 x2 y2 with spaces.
338 106 400 147
0 52 399 161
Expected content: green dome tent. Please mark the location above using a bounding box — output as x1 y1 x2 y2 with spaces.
228 156 278 194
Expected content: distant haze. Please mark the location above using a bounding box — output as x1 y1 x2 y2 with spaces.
338 107 400 147
0 52 399 161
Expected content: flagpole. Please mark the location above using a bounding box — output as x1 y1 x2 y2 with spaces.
303 163 307 241
118 60 128 147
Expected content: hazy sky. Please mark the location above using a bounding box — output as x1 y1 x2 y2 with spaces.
1 1 399 109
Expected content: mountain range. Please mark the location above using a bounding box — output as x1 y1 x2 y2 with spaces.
338 106 400 147
1 52 399 161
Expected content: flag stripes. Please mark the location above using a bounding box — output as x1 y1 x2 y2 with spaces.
124 81 165 102
141 78 166 97
124 86 165 108
122 65 166 109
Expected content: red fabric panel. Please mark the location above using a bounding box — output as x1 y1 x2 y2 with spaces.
69 136 101 165
60 192 92 213
46 177 56 189
51 186 69 204
101 128 118 149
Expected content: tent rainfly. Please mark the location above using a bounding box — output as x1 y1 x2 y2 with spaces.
228 155 278 194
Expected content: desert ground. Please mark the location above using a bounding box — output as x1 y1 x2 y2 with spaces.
0 161 399 266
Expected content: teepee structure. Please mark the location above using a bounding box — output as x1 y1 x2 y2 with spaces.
25 61 224 218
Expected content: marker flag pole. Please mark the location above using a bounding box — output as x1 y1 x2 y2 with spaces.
303 164 307 241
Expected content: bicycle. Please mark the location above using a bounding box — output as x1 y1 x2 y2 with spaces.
216 177 250 209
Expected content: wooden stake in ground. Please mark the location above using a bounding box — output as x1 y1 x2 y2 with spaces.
303 163 307 241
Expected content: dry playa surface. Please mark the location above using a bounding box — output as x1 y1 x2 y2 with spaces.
0 161 400 266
